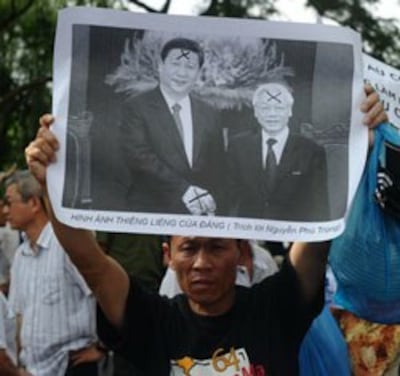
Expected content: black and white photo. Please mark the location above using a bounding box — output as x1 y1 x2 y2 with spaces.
49 7 367 240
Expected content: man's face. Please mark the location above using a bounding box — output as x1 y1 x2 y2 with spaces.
158 48 201 99
166 236 242 316
3 184 33 231
253 85 293 135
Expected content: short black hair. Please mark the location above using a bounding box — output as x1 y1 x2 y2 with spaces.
160 38 204 67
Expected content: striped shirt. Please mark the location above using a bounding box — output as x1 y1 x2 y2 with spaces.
8 223 97 376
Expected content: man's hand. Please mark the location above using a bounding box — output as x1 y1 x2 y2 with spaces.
69 344 105 367
361 84 388 147
24 114 59 185
361 84 388 128
0 349 31 376
18 369 33 376
182 186 216 215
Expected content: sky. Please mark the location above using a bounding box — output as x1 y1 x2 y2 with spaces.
125 0 400 23
270 0 399 23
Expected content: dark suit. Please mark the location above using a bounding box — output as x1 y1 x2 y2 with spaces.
228 127 329 221
115 87 226 214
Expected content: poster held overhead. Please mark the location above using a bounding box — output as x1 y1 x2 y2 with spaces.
49 6 366 241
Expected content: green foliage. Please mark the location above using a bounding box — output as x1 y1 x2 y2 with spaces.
200 0 400 66
306 0 400 68
201 0 276 18
0 0 123 172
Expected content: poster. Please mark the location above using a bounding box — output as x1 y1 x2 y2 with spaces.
48 7 367 241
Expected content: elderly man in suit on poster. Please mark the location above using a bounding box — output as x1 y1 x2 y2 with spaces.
115 37 226 216
227 82 329 221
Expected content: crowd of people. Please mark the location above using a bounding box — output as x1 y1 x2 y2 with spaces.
1 35 399 376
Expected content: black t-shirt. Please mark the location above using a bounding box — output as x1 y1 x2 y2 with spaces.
97 260 323 375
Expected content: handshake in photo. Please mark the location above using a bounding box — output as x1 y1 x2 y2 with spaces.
182 185 216 216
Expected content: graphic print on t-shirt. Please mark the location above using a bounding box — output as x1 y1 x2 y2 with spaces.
170 347 266 375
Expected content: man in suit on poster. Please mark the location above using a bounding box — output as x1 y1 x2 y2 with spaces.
115 37 226 215
227 82 329 221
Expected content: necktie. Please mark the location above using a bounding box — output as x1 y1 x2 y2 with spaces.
172 103 184 142
264 138 278 194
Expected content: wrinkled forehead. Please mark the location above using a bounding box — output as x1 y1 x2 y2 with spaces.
170 236 239 248
164 48 200 66
253 84 292 106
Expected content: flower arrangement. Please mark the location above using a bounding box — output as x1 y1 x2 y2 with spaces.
105 31 294 110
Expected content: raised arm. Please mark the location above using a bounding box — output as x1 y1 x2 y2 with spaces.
289 84 387 302
25 114 129 329
289 241 329 303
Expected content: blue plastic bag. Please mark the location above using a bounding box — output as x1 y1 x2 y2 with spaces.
299 306 351 376
329 123 400 323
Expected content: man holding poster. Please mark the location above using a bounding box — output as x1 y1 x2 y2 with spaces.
24 84 385 375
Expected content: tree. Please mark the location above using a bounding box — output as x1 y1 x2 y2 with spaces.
305 0 400 68
127 0 277 18
200 0 276 18
0 0 124 170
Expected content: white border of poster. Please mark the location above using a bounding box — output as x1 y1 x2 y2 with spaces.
49 6 367 241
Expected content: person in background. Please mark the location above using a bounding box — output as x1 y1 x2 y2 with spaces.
96 232 164 293
0 199 19 294
3 170 104 376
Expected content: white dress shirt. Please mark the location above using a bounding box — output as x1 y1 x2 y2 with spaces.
261 126 289 167
160 89 194 167
8 223 97 376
